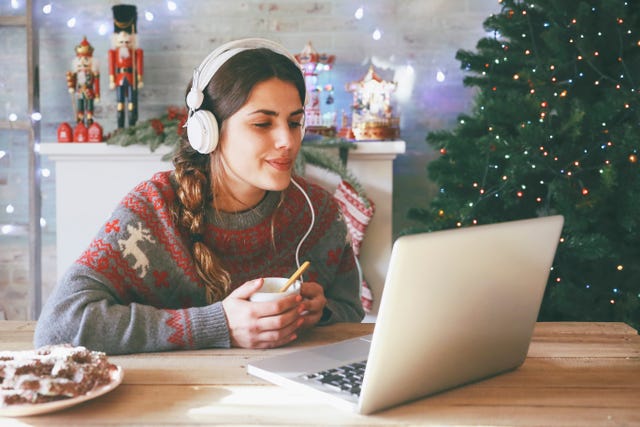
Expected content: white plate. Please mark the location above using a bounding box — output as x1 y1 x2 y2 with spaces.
0 365 124 417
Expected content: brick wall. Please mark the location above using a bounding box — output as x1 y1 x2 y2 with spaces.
0 0 501 319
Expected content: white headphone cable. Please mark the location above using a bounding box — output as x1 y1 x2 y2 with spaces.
290 178 363 296
290 178 315 279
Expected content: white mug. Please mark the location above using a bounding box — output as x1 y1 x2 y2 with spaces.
249 277 301 302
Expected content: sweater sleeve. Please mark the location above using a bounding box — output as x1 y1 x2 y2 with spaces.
34 176 231 355
34 267 230 355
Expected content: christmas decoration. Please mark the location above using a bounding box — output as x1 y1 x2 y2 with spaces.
57 122 72 142
408 0 640 329
295 41 337 137
343 65 400 141
109 4 144 129
334 180 375 312
105 106 185 159
58 36 103 142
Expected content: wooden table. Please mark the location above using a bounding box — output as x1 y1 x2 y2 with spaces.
1 321 638 426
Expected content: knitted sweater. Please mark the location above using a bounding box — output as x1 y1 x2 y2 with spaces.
34 171 365 355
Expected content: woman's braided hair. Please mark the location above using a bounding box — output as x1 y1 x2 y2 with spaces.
171 48 306 304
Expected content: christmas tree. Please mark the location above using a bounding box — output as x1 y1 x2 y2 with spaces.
408 0 639 329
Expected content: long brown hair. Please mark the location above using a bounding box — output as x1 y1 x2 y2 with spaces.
171 47 306 304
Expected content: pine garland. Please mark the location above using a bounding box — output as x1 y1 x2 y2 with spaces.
105 107 370 206
105 106 184 161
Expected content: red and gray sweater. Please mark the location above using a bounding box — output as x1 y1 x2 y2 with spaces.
35 171 364 354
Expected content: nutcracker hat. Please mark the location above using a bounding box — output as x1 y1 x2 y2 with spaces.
112 4 137 34
75 36 94 57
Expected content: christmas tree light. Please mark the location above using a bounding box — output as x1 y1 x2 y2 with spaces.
408 0 640 329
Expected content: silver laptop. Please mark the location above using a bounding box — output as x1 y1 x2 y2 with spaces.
248 215 564 414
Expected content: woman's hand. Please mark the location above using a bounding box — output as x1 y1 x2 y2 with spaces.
299 281 327 328
221 278 304 349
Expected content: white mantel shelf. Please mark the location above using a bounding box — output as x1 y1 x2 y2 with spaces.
39 142 175 160
40 140 406 314
39 140 405 159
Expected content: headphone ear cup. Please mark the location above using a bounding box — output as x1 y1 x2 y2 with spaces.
187 110 219 154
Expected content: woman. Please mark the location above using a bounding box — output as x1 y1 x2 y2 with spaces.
35 38 365 355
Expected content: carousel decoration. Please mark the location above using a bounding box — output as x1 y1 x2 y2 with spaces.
109 4 144 129
57 36 103 142
295 41 336 137
342 64 400 141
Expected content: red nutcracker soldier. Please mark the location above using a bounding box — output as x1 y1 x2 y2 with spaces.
67 37 100 125
108 4 143 128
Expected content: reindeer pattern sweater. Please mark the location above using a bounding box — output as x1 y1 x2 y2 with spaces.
34 171 364 354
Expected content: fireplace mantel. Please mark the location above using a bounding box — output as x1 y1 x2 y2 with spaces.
40 140 405 314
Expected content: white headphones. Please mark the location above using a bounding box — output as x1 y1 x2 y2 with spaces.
184 38 306 154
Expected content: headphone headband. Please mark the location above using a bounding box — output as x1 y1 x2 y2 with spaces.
185 38 306 154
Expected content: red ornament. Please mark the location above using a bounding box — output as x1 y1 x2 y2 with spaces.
57 122 73 142
88 122 104 142
150 119 164 135
73 122 88 142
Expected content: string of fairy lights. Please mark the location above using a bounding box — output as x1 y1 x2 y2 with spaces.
437 1 639 305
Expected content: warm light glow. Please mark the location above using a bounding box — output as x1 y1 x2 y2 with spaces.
354 6 364 20
67 17 76 28
167 1 177 11
42 3 52 14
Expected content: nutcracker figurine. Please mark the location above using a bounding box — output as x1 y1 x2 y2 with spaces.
66 36 100 127
108 4 143 128
60 36 103 142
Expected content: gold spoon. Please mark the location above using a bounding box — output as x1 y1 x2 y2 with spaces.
279 261 310 293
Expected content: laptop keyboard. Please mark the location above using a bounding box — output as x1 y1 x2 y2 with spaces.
302 360 367 396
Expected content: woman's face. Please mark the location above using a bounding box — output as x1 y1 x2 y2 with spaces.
215 77 305 211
